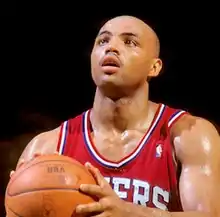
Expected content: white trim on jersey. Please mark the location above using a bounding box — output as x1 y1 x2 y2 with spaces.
83 104 166 168
58 120 68 155
168 110 186 128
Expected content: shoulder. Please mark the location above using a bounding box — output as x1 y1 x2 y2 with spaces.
17 127 60 163
15 111 88 169
170 114 219 138
24 111 88 154
170 114 220 162
30 127 61 147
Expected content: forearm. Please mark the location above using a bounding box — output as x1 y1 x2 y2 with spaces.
147 209 208 217
127 203 209 217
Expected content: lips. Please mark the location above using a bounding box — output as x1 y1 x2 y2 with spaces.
100 55 120 67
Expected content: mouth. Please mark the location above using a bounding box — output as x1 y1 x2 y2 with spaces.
101 56 120 68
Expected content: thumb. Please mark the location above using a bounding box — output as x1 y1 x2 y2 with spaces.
16 158 25 170
10 170 15 178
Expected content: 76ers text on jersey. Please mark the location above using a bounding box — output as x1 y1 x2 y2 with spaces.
105 177 170 210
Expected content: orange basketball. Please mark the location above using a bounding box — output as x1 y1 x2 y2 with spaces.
5 154 97 217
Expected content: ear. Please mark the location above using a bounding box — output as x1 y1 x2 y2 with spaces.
148 58 163 77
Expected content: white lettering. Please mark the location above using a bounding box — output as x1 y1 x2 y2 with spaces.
152 186 169 210
132 179 150 205
105 176 169 210
105 177 110 183
112 177 130 199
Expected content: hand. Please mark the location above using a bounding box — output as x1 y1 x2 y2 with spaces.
76 162 133 217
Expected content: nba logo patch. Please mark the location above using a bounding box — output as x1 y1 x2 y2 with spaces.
156 144 163 158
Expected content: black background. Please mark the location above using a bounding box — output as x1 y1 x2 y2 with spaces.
0 3 219 215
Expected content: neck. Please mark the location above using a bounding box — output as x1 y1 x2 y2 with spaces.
91 83 151 132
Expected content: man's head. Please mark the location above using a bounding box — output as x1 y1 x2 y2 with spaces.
91 15 162 99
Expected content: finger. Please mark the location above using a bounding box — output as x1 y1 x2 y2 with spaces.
33 153 42 158
34 152 59 158
10 159 25 178
85 162 108 187
91 212 108 217
14 159 25 171
80 184 108 198
10 170 15 178
76 202 104 214
18 159 25 167
15 154 39 172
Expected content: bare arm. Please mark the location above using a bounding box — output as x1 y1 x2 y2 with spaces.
5 127 60 217
173 116 220 216
127 115 220 217
15 127 60 170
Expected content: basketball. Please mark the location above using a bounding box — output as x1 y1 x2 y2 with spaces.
5 154 97 217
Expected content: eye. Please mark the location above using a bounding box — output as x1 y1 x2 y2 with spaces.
97 37 109 46
124 39 137 47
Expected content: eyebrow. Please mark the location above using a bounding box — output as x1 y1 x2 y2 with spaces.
98 30 139 38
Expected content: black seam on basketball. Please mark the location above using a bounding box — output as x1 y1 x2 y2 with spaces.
13 159 86 180
8 159 90 193
6 205 23 217
8 187 79 197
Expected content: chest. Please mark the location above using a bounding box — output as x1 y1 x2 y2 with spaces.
91 129 146 161
61 118 180 211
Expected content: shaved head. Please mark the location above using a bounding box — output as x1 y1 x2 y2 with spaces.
91 15 163 99
99 15 160 58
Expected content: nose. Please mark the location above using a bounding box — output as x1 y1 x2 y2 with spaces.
105 41 120 56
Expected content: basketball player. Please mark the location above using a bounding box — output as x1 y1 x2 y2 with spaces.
8 16 220 217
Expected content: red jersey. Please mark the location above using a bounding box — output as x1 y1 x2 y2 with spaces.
57 104 187 212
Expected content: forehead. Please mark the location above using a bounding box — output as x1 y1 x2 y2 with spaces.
99 17 147 37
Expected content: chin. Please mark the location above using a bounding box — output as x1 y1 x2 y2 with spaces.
99 76 123 87
97 82 130 100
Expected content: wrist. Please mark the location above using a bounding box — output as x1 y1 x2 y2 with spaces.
124 202 170 217
124 201 147 217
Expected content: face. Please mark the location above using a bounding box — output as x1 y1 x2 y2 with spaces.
91 16 162 94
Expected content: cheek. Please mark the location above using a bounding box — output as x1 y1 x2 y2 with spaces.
91 54 100 74
120 64 148 84
91 48 104 62
124 60 147 76
120 69 144 85
91 52 97 66
125 51 148 68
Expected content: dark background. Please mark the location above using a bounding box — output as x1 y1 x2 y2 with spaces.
1 4 219 215
0 0 16 16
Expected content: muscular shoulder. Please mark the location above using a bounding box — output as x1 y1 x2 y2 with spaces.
30 127 60 150
16 127 61 169
170 114 220 163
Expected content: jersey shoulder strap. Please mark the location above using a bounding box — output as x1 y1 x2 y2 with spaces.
165 105 189 129
56 112 84 154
